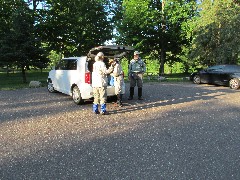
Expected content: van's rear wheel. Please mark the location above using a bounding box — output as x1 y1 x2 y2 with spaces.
72 86 84 104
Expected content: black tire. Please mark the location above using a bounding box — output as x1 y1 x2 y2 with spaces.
47 81 56 93
229 78 240 90
72 86 84 105
193 75 201 84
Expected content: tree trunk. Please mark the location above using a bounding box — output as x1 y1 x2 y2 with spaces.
184 62 190 74
159 0 166 76
159 44 165 75
21 65 27 83
7 65 9 76
33 0 37 12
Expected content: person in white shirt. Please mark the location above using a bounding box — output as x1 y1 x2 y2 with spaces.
109 58 124 107
92 52 113 115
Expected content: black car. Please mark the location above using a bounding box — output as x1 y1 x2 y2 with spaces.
190 65 240 90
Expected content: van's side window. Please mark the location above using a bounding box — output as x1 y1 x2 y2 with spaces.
55 59 77 70
67 60 77 70
55 60 67 70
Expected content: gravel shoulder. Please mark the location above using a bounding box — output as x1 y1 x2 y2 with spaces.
1 82 240 179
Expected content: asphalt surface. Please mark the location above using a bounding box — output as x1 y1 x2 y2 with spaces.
0 82 240 179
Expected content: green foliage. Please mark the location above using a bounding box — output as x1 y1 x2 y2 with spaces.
115 0 163 50
0 0 49 82
113 0 198 74
47 50 61 67
120 56 187 75
165 62 185 74
145 59 159 73
120 57 129 76
0 0 113 82
1 0 239 83
189 0 240 66
38 0 112 56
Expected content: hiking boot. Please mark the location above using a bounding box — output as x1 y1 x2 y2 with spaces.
128 96 133 100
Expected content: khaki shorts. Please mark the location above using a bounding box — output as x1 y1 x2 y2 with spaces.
114 76 124 95
93 87 107 105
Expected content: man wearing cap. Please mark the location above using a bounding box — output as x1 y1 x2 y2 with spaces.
128 51 146 100
92 52 113 115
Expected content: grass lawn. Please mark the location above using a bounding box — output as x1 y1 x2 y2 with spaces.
0 69 191 91
163 73 191 82
0 70 49 90
138 73 191 82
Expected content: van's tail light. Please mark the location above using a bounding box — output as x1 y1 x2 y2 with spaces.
122 72 124 78
85 72 91 84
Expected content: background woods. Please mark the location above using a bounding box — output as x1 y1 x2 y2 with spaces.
0 0 239 82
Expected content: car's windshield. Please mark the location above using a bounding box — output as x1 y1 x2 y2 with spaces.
206 65 240 73
207 65 224 72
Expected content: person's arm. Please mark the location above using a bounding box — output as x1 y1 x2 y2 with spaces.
107 66 114 74
101 63 113 75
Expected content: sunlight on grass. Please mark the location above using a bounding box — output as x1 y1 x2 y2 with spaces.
0 70 49 90
0 70 191 91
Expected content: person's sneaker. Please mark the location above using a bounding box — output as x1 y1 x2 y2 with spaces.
100 111 109 115
94 111 100 114
128 96 133 100
138 96 143 100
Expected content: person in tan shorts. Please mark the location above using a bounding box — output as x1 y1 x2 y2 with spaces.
92 52 113 115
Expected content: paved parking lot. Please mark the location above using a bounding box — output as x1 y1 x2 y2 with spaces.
0 82 240 179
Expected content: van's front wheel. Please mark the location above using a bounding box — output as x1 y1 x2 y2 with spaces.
47 80 56 93
72 86 84 105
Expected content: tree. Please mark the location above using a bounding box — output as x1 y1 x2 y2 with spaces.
112 0 198 74
189 0 240 66
0 0 17 70
38 0 113 57
0 0 49 82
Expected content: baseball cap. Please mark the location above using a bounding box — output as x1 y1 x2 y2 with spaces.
97 52 104 57
134 51 140 55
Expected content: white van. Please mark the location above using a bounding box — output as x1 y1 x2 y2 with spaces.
47 45 134 104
